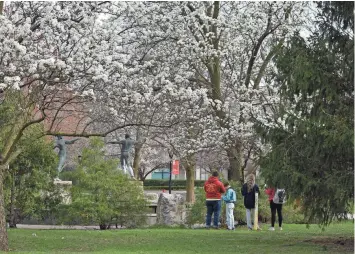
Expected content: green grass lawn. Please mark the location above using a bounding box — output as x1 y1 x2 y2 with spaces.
6 222 354 253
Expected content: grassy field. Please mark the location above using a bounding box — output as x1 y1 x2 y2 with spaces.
6 222 354 253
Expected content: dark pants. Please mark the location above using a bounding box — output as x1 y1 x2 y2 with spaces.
206 200 221 227
270 201 283 227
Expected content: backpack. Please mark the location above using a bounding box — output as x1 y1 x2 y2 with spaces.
230 188 236 203
273 188 286 204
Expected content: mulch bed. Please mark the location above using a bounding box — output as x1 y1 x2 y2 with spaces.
304 237 354 252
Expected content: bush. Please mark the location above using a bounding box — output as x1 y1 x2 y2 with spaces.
186 188 206 227
57 138 149 229
5 127 62 227
282 202 306 224
143 186 186 190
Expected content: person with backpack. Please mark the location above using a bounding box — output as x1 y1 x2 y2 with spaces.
204 171 226 229
222 182 236 230
265 186 286 231
241 174 260 230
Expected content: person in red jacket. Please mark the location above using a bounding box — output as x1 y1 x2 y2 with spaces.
265 186 283 231
204 171 226 229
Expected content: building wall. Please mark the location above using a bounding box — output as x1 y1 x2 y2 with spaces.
43 90 91 170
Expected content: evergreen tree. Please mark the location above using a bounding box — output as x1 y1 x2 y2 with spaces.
258 1 353 225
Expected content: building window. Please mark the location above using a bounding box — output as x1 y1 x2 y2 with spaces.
151 168 170 179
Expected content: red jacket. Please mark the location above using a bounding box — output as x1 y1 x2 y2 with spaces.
204 176 226 200
265 188 275 201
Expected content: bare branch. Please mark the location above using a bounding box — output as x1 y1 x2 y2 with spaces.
45 121 179 138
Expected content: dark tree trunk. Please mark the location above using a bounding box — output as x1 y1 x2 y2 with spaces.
226 142 243 183
183 154 196 203
133 130 144 178
9 173 16 228
99 223 110 230
0 167 9 251
0 1 3 15
241 165 245 185
132 144 142 178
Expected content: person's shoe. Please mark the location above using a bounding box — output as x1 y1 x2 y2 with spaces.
279 227 283 231
247 227 253 231
213 226 219 230
268 227 275 231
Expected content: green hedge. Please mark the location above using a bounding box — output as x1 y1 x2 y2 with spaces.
143 180 205 188
144 186 187 190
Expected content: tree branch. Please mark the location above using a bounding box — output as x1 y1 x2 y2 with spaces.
253 38 285 89
244 6 282 88
2 115 45 165
45 122 179 138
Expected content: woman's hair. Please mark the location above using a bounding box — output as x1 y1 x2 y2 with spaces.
246 174 255 193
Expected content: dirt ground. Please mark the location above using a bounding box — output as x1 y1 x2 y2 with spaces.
305 237 354 252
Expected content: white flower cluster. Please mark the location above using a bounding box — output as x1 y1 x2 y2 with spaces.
0 1 310 168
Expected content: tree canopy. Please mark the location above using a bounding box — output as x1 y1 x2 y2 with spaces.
0 1 352 250
258 1 354 225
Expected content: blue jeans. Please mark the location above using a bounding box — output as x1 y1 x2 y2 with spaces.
206 200 221 227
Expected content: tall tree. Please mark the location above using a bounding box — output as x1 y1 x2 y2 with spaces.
113 1 307 183
258 1 354 225
0 2 124 249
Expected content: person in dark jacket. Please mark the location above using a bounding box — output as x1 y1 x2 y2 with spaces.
204 171 226 229
241 174 259 230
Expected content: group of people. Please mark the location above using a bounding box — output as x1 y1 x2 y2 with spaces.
204 171 284 231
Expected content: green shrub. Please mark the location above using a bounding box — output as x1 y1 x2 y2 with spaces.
57 138 148 229
4 126 61 227
186 188 206 227
144 186 186 190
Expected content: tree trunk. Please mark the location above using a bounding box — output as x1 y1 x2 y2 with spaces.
132 144 142 178
99 223 109 230
0 1 3 15
133 130 143 178
0 166 9 251
9 173 16 228
226 142 243 183
184 155 196 203
241 165 245 185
